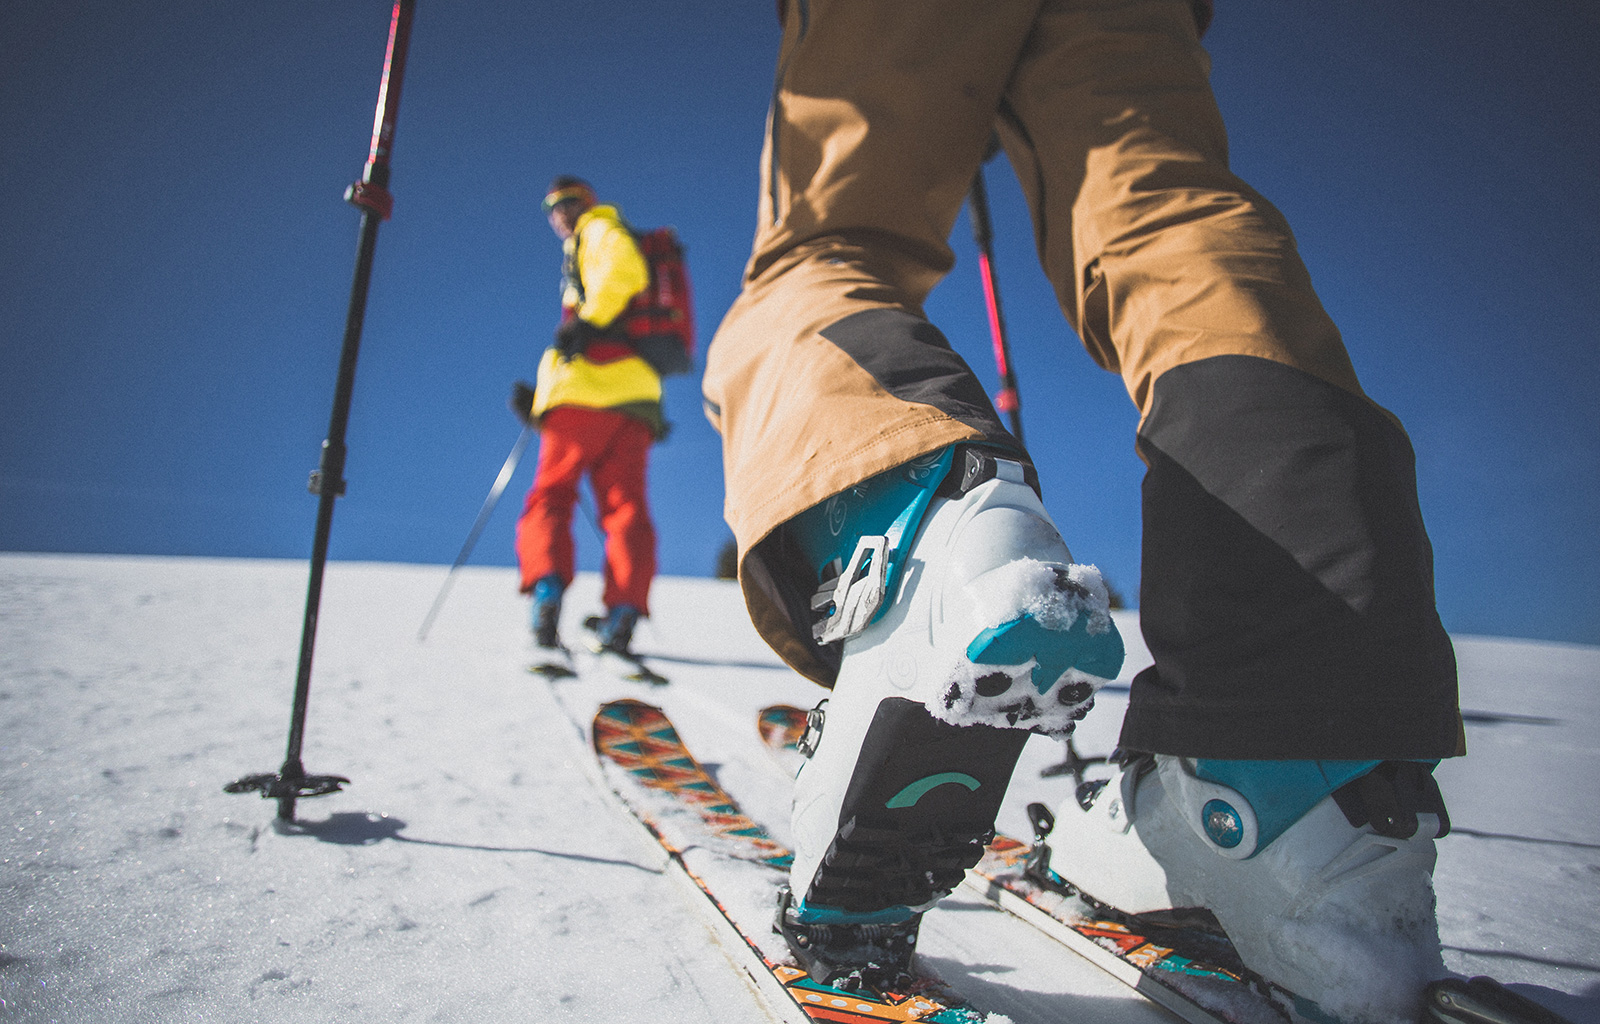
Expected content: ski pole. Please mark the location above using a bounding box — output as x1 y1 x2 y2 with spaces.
577 487 606 545
227 0 417 823
417 424 536 642
968 165 1024 446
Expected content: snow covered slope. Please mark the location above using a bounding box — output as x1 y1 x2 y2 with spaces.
2 554 1596 1023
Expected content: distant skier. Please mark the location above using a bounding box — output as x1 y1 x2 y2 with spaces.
513 176 661 657
703 3 1462 1022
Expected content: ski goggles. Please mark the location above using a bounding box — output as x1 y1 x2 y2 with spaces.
542 184 595 212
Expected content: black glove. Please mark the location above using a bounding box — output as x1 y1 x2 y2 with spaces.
509 379 537 426
554 317 602 359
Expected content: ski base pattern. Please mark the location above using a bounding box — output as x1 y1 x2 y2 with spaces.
591 698 988 1023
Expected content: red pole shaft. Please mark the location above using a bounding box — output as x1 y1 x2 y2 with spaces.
969 169 1024 438
978 251 1010 380
347 0 415 218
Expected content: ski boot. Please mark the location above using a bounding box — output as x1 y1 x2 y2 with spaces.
1047 753 1452 1024
531 574 565 650
776 445 1125 990
527 575 577 678
585 604 640 655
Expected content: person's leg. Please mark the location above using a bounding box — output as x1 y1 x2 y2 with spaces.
705 0 1126 991
704 0 1052 684
996 2 1457 1017
515 409 589 596
997 0 1459 758
588 412 657 651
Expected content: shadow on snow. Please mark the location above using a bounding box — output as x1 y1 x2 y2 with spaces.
274 810 664 873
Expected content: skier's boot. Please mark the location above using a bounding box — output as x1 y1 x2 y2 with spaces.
531 574 565 650
526 575 577 677
585 604 641 655
1046 754 1452 1024
776 445 1125 990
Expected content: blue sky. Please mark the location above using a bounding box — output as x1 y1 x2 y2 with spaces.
3 1 1597 646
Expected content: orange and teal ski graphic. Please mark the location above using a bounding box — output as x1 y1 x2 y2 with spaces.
593 699 987 1023
758 703 810 752
593 698 790 868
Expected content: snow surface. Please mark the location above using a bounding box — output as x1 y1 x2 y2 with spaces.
2 554 1596 1023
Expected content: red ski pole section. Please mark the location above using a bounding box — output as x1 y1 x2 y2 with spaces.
978 251 1008 378
349 0 415 220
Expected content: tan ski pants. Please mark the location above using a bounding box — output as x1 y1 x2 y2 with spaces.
703 0 1461 759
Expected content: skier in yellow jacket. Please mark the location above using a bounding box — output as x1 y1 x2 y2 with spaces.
514 176 660 657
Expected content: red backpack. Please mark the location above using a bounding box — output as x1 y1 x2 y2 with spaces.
619 227 695 377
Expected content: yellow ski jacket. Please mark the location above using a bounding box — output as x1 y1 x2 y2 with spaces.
532 204 664 435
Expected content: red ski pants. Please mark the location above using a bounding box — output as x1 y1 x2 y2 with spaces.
515 406 656 614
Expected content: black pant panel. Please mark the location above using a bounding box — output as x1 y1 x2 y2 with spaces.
1121 355 1461 759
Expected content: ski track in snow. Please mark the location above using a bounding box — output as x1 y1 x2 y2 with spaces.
1 553 1596 1023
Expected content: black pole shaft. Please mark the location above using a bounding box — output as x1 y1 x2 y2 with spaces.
278 208 382 818
275 0 415 822
969 168 1025 445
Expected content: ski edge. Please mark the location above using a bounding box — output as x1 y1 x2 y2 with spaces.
960 871 1230 1024
581 709 813 1024
649 829 812 1024
533 685 795 1022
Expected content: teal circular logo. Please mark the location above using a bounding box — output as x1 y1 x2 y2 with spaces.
1202 799 1244 849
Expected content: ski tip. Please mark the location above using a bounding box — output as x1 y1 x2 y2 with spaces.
757 704 809 752
594 697 667 723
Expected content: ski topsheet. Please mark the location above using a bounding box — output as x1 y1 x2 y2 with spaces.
964 812 1579 1024
757 703 809 753
966 837 1277 1024
591 698 989 1024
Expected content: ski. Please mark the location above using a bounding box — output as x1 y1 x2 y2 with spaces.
592 698 990 1023
581 640 669 686
756 703 813 781
965 818 1277 1024
527 659 577 680
1425 977 1572 1024
969 822 1577 1024
758 703 810 752
525 642 578 680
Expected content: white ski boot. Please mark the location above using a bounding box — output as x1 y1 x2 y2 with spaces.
777 447 1124 987
1051 754 1450 1024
